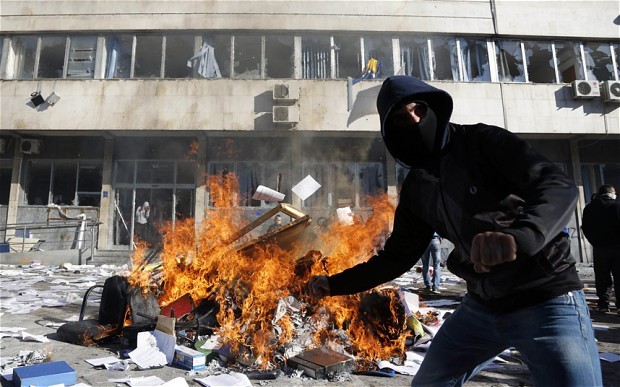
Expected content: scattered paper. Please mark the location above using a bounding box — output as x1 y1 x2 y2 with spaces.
377 357 422 376
336 206 354 225
21 331 50 343
129 334 168 370
128 376 165 386
162 377 190 387
85 356 122 367
252 185 285 202
195 372 252 387
291 175 321 201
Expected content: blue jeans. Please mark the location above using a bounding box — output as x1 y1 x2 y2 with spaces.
412 290 602 387
421 238 441 289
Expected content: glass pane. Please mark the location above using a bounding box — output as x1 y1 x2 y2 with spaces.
77 162 102 206
584 42 614 81
301 163 328 208
302 35 331 79
115 160 135 184
105 35 133 79
134 35 162 78
495 40 525 82
431 37 459 81
0 160 12 205
613 43 620 80
265 35 294 79
202 34 230 78
363 36 393 79
524 41 555 83
233 35 261 78
37 36 66 78
400 36 430 80
175 189 195 219
237 162 260 207
26 160 52 205
113 188 133 246
177 161 195 185
67 35 97 79
165 34 195 78
459 38 490 82
554 41 584 83
52 161 77 205
333 34 361 79
137 161 174 184
8 36 37 79
332 163 356 208
358 163 385 206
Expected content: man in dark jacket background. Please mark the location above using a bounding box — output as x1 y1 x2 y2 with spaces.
582 184 620 314
306 76 602 386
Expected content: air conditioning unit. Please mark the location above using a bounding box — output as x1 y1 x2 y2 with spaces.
601 80 620 103
273 106 300 124
20 139 43 154
571 80 600 99
273 84 299 101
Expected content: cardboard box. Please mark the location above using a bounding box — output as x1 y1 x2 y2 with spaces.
173 345 206 371
12 361 76 387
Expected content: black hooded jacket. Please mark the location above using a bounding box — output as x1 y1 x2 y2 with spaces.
327 76 582 312
582 194 620 248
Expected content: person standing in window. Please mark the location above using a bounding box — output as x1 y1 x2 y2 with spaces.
582 184 620 314
420 232 442 294
135 201 150 242
267 214 282 233
305 75 602 386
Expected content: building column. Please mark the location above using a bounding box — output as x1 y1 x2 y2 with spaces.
570 139 591 263
97 138 114 250
194 136 208 235
5 140 23 232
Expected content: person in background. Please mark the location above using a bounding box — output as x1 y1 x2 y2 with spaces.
582 184 620 314
135 201 150 242
420 232 442 293
267 214 282 233
305 75 602 386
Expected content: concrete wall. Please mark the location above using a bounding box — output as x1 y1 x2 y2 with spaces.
1 1 617 39
2 79 618 135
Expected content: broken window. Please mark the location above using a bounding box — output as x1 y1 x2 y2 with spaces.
25 160 52 205
459 38 490 82
201 34 231 78
164 34 195 78
52 161 77 205
134 35 163 78
6 36 37 79
431 37 458 81
302 35 332 79
37 36 66 78
583 42 614 81
77 162 102 206
332 163 356 208
333 34 362 79
265 35 294 79
67 35 97 79
0 159 12 205
233 35 262 78
104 35 133 79
495 40 525 82
25 160 102 206
363 36 393 79
523 40 556 83
357 163 385 206
400 36 430 80
554 41 584 83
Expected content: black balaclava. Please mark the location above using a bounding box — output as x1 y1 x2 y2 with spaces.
377 76 454 169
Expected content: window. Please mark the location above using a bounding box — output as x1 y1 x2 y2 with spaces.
233 35 262 78
495 40 525 82
37 36 66 78
25 160 102 206
431 37 459 81
6 36 37 79
67 35 97 79
583 42 614 81
0 160 12 205
400 36 430 80
302 35 332 79
265 35 294 79
165 34 195 78
201 34 231 78
104 35 133 79
363 36 393 79
333 34 362 79
554 41 584 83
523 41 556 83
134 35 163 78
459 38 490 82
613 43 620 80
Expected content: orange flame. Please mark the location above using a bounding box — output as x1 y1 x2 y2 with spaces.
127 174 405 369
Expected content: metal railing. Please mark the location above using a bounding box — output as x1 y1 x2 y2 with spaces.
0 219 101 263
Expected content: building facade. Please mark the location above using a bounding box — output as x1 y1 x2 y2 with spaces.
0 0 619 262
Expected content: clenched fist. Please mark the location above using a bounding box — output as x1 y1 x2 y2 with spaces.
470 232 517 273
305 275 331 299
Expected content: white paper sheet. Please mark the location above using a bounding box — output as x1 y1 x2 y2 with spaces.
194 372 252 387
291 175 321 201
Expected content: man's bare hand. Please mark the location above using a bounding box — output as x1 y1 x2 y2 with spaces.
470 232 517 273
305 275 331 299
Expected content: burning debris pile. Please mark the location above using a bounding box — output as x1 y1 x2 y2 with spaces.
129 175 405 372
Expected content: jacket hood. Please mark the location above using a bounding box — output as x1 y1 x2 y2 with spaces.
377 76 454 167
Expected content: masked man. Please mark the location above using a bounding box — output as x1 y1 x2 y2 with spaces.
306 76 602 386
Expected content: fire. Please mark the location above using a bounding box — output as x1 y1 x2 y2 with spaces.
127 174 405 370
